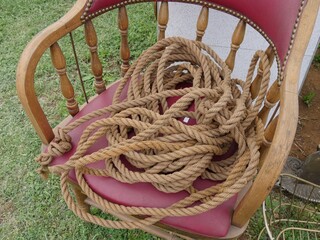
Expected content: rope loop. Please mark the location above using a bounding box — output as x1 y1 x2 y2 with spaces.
36 37 272 229
35 128 72 178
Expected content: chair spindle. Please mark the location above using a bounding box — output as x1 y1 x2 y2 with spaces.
259 116 279 168
250 45 275 99
153 2 158 20
158 1 169 41
258 81 280 125
196 7 209 42
50 42 79 116
118 6 130 77
225 20 246 71
84 20 106 94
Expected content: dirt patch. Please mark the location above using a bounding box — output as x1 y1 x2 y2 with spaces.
290 50 320 160
0 199 15 224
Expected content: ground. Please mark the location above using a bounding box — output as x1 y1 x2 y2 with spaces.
290 49 320 160
0 0 319 238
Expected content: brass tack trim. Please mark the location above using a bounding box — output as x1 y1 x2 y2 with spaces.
81 0 306 84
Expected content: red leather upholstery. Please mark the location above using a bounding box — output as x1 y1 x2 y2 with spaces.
86 0 304 63
49 80 239 237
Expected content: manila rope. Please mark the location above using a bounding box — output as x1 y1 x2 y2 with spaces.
36 37 271 229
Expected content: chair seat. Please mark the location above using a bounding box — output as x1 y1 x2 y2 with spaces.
48 80 239 238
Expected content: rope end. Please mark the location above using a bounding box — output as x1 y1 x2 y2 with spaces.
36 167 49 180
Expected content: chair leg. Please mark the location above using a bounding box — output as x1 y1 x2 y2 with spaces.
70 183 90 212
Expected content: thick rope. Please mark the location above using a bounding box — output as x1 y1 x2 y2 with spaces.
36 37 271 229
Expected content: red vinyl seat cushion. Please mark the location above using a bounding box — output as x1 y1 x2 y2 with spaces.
49 81 238 238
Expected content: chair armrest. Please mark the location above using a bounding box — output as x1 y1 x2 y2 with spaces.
232 0 320 227
16 0 86 144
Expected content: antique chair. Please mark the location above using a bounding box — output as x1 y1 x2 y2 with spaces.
16 0 320 239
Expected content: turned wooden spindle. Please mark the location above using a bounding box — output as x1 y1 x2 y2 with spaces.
118 6 130 77
196 7 209 42
258 81 280 125
154 2 158 20
84 20 106 94
259 116 279 168
250 45 275 99
158 1 169 41
225 20 246 72
50 42 79 116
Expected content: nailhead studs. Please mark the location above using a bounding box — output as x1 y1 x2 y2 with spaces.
80 0 305 84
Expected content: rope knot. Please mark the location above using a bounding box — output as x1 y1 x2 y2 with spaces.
34 37 274 228
36 166 50 180
35 128 72 178
35 152 52 166
54 127 72 143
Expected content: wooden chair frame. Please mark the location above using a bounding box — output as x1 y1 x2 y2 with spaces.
16 0 320 238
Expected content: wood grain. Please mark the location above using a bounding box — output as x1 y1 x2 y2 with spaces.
118 6 130 77
84 19 106 94
16 0 86 144
158 1 168 41
196 7 209 42
232 0 320 227
50 42 79 116
225 20 246 72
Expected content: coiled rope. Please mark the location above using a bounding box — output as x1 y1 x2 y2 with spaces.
36 37 271 229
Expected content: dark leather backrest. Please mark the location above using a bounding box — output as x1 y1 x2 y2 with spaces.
82 0 306 65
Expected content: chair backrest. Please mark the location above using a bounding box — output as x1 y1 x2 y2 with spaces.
16 0 320 230
83 0 305 72
17 0 315 144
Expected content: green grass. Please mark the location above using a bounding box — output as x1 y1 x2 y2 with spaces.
313 54 320 69
313 45 320 68
302 92 316 107
257 186 320 239
0 0 158 239
2 1 318 239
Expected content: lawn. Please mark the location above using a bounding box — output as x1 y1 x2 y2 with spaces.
2 0 317 239
0 0 158 239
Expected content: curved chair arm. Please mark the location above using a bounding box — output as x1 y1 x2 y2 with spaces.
16 0 86 145
232 0 320 227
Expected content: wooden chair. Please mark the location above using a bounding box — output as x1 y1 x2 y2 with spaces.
16 0 320 239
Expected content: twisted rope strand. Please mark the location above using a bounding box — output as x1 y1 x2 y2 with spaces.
36 37 271 229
